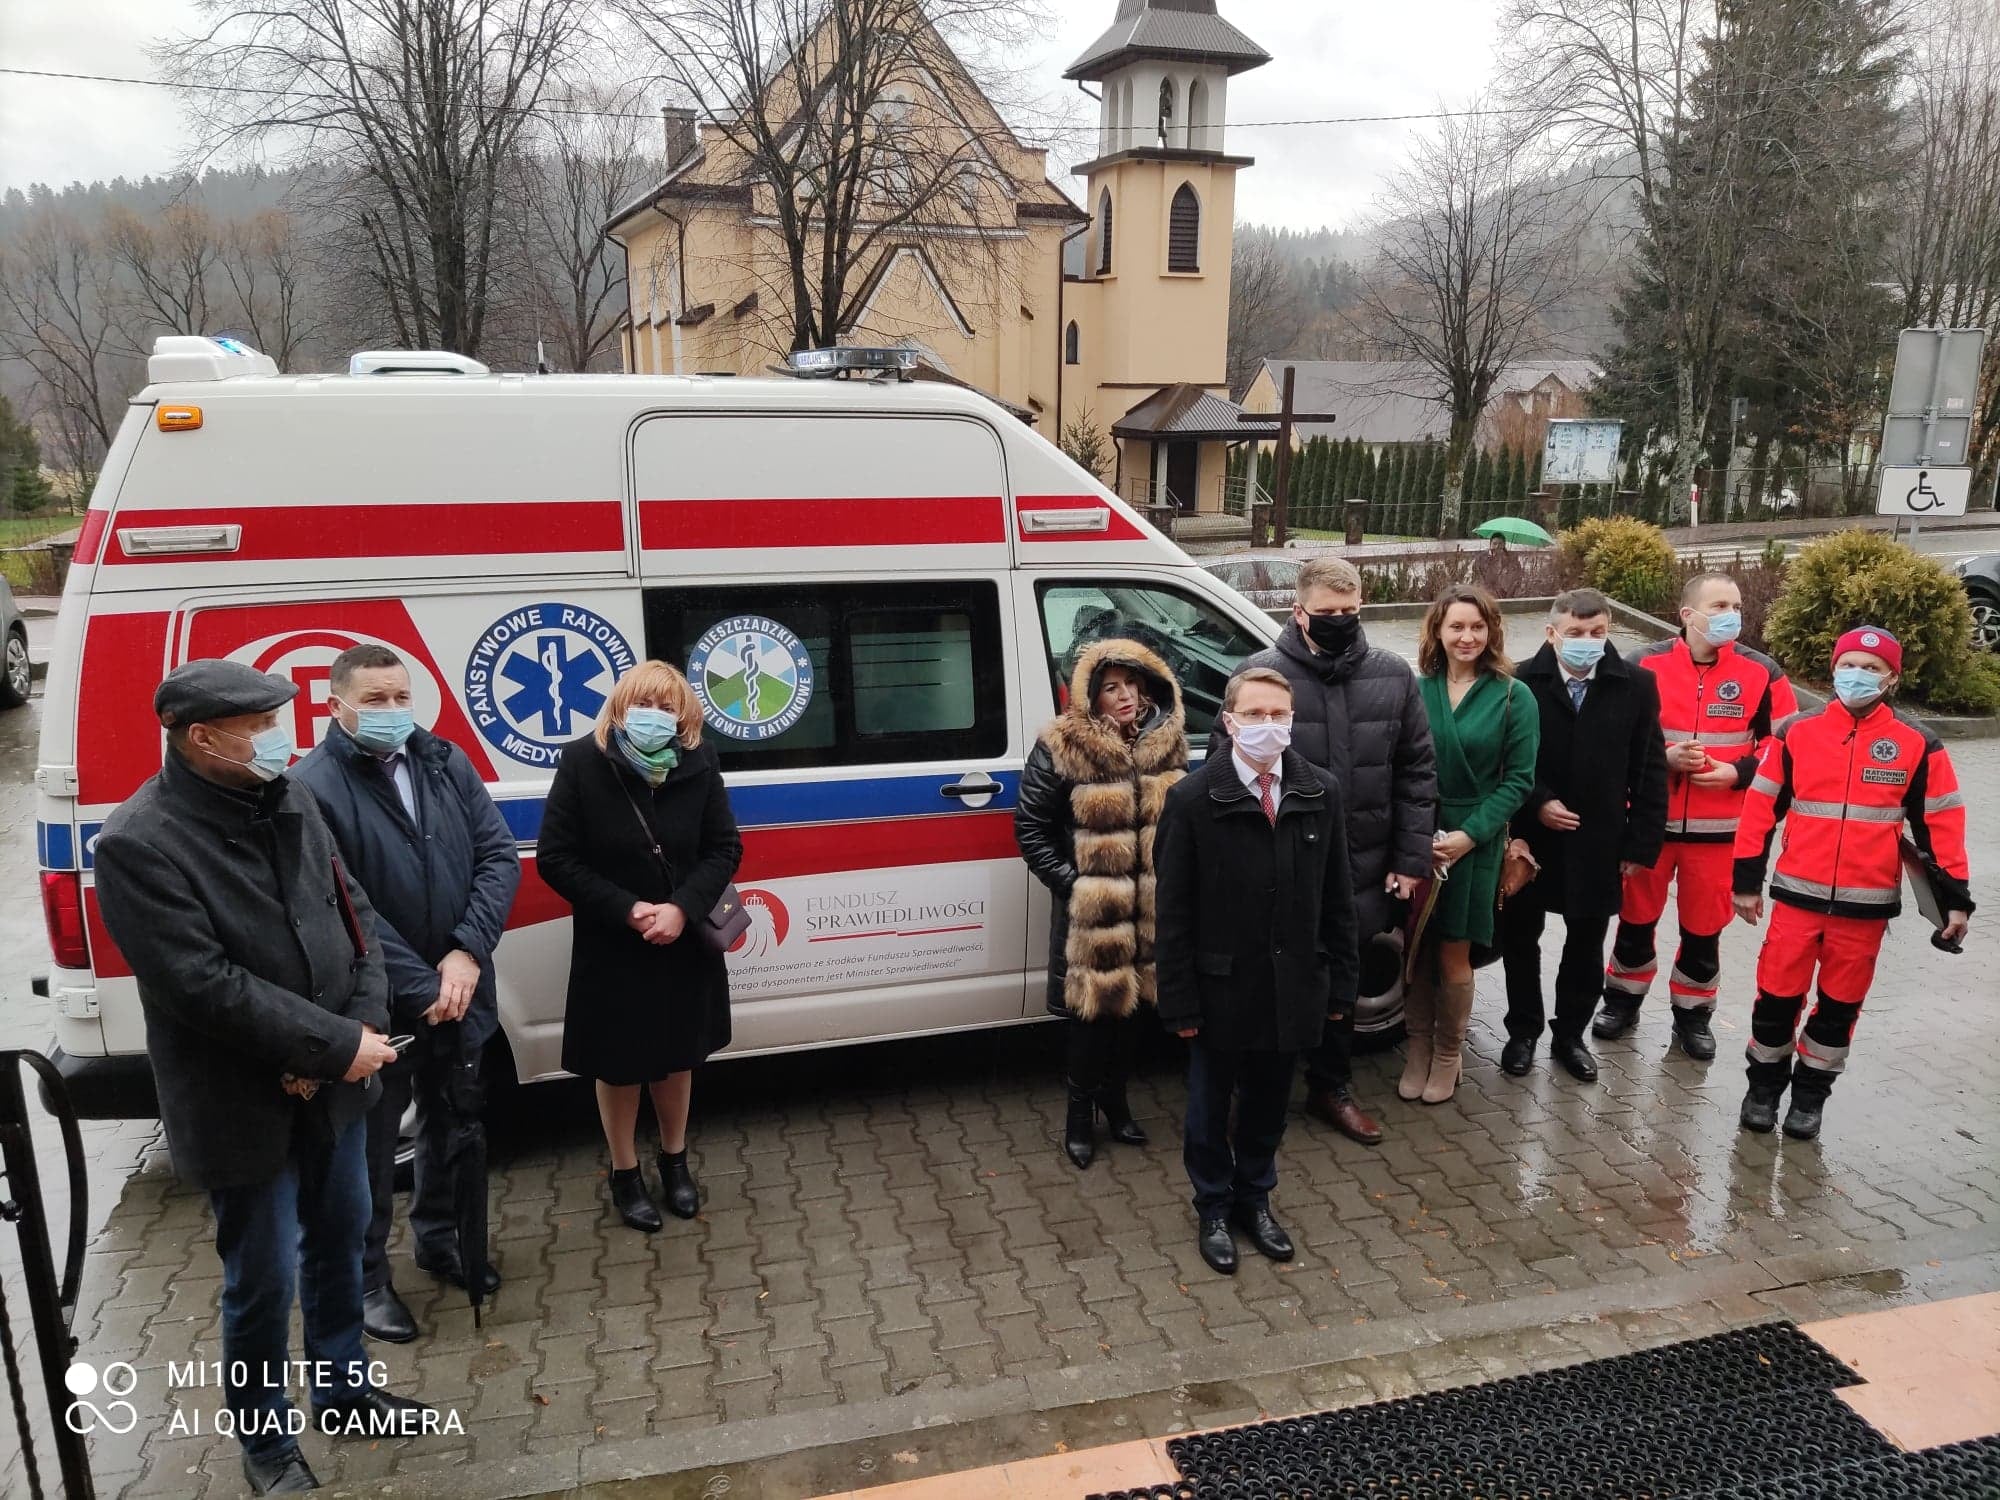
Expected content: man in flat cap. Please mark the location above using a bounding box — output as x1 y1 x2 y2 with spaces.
93 659 424 1496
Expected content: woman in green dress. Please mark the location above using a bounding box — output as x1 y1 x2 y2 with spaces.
1405 584 1540 1104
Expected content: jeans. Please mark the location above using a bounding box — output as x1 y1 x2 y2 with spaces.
208 1116 372 1459
1500 900 1612 1044
364 1028 477 1289
1183 1043 1296 1218
1302 1005 1355 1094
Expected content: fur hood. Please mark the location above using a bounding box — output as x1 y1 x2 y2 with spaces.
1043 637 1188 786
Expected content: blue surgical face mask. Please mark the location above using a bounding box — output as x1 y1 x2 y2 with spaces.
342 702 415 754
623 706 679 753
1556 635 1607 672
1832 667 1887 709
1701 610 1743 645
211 723 296 782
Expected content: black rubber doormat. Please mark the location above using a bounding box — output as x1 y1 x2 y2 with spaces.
1086 1321 2000 1499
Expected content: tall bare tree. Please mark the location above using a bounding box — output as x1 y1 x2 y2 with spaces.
0 210 131 485
610 0 1051 357
161 0 594 359
1226 235 1306 398
217 208 322 367
103 201 225 346
1352 105 1581 530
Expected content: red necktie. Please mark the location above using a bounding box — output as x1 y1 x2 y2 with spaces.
1257 771 1277 826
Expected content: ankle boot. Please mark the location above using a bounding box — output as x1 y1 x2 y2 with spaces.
658 1150 700 1219
1096 1084 1147 1146
610 1167 662 1233
1063 1083 1095 1168
1398 963 1437 1101
1424 977 1476 1104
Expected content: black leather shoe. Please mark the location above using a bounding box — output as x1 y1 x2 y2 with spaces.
1096 1086 1148 1146
1740 1085 1783 1133
1232 1203 1295 1262
243 1448 319 1494
1552 1036 1598 1082
362 1284 418 1344
313 1385 433 1439
414 1248 501 1297
1501 1038 1536 1076
659 1150 700 1219
1782 1096 1826 1140
1062 1085 1095 1169
1592 1000 1641 1040
1197 1216 1238 1275
610 1166 662 1232
1671 1010 1718 1061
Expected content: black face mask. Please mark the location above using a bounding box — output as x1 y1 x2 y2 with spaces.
1302 611 1363 654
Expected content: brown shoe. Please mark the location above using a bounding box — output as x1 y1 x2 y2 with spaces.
1307 1089 1384 1145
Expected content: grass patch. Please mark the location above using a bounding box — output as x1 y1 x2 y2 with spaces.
0 515 80 546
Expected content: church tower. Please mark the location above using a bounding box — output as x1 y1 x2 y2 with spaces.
1061 0 1271 516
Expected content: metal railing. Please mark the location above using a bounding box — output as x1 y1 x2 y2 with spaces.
1218 476 1271 518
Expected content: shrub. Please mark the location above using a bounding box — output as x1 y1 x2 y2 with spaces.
1765 529 2000 714
1558 515 1678 615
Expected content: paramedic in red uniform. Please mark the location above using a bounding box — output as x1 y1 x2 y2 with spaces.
1732 627 1973 1139
1595 572 1798 1059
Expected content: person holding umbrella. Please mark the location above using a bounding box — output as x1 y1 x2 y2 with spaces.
294 645 522 1342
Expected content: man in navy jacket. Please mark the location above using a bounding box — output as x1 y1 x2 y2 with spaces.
295 644 521 1343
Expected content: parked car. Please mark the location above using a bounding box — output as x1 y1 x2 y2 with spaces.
1956 553 2000 654
1203 552 1304 610
1 578 28 710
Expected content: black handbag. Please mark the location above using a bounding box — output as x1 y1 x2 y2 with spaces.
616 773 746 953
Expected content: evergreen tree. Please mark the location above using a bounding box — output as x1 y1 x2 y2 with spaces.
1529 447 1544 494
0 391 39 499
7 463 54 515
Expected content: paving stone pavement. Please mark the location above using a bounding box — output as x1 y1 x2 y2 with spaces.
50 737 2000 1498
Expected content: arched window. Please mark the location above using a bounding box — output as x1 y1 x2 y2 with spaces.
1157 78 1177 147
1188 78 1210 149
1065 320 1081 365
1097 189 1114 275
1168 183 1201 272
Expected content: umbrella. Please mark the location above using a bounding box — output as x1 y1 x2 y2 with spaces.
1473 516 1556 547
437 1021 491 1327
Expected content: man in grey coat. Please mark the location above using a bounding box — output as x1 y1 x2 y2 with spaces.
295 644 520 1344
93 661 425 1496
1209 556 1437 1145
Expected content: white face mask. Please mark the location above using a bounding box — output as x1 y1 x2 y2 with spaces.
1229 718 1292 761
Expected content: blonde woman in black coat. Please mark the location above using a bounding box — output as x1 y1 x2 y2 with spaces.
1014 638 1189 1168
539 661 742 1232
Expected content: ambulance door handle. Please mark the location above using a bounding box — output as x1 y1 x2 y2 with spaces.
939 771 1000 808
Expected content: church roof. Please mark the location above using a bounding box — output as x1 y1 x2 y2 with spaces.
1065 0 1271 81
1113 383 1279 442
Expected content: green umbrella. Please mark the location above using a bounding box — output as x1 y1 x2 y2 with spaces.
1473 516 1555 547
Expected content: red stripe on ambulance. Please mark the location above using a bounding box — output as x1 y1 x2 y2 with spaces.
101 501 626 564
75 611 174 805
638 497 1005 549
1013 494 1147 542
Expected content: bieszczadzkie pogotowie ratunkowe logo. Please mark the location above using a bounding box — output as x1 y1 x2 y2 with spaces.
466 603 638 768
687 616 815 742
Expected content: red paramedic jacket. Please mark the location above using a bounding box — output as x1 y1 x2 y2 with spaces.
1631 636 1798 844
1733 698 1973 922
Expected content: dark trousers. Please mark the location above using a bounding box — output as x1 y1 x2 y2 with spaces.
1501 899 1612 1044
1302 1005 1355 1093
363 1027 476 1290
1064 1013 1138 1094
1183 1042 1296 1218
208 1117 371 1459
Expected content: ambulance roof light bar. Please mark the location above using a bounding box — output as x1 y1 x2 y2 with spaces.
147 335 281 384
786 346 917 380
349 350 492 377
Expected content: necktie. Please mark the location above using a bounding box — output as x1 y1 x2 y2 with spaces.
1568 677 1588 712
1256 772 1277 826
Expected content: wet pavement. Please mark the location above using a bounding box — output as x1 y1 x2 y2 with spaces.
1 648 1994 1499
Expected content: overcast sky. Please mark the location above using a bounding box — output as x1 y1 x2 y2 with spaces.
0 0 1504 230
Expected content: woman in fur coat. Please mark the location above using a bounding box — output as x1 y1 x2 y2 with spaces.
1015 638 1189 1168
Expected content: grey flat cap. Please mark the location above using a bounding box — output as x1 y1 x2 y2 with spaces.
154 659 299 727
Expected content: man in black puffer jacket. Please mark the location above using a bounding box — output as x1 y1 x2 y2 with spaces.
1208 556 1437 1144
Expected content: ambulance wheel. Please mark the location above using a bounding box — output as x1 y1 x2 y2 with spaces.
0 628 29 709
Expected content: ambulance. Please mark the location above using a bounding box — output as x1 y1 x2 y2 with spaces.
34 336 1290 1117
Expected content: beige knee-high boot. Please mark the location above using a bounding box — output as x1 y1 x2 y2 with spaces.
1397 952 1437 1101
1424 976 1476 1104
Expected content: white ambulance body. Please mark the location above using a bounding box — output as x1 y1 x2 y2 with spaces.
34 338 1279 1116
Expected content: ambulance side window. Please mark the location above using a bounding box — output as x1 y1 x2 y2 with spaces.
1036 581 1265 740
644 582 1007 771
